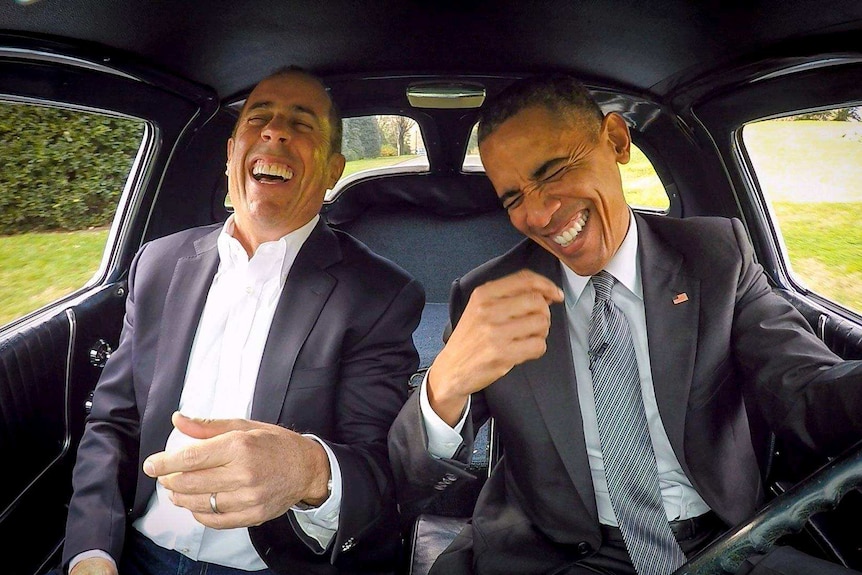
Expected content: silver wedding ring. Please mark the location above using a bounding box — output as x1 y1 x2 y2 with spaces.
209 492 221 514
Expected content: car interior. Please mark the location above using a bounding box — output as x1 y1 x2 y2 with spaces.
1 2 862 574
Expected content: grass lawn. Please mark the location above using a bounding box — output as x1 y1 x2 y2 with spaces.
773 201 862 312
621 144 668 210
744 120 862 203
745 119 862 313
0 228 108 326
342 155 419 178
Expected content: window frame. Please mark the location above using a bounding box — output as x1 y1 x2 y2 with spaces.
692 60 862 326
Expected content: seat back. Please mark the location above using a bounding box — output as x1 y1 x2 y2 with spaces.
409 514 470 575
325 172 522 374
333 206 522 387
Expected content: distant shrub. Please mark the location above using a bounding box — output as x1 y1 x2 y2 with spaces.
380 144 397 157
342 116 382 160
342 146 362 162
0 103 144 234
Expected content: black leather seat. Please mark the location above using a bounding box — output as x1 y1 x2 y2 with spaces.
409 514 470 575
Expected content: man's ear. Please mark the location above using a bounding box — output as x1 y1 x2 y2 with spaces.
327 152 346 189
603 113 631 165
227 137 235 163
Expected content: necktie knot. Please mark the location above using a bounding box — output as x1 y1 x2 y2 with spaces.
592 271 615 303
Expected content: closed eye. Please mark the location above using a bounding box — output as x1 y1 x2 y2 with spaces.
503 194 523 211
542 164 570 184
500 190 523 211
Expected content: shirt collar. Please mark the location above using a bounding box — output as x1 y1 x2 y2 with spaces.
560 210 642 305
216 214 319 287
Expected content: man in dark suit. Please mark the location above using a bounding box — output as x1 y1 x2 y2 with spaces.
63 67 424 575
388 74 862 574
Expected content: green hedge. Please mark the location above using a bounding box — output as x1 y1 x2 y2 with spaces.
0 102 144 235
342 116 382 162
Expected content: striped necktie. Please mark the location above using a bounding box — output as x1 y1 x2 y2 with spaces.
588 271 686 575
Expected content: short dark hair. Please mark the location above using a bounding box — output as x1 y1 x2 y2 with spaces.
477 74 604 145
232 65 343 155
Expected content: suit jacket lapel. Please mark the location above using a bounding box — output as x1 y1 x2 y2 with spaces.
141 227 220 457
636 214 700 462
520 245 598 521
251 219 340 423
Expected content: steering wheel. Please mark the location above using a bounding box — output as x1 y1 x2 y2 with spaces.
671 439 862 575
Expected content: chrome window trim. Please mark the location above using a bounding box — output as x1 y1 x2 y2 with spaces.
0 47 139 80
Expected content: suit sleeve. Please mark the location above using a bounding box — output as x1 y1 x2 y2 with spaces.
326 277 425 565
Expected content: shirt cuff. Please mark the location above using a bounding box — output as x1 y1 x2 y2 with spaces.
420 372 470 459
291 434 341 550
69 550 116 574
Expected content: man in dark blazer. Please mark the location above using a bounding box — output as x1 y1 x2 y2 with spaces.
64 68 423 575
388 74 862 575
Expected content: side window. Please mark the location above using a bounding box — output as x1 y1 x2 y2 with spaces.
462 123 669 212
620 143 669 212
326 114 428 200
0 100 146 327
742 107 862 314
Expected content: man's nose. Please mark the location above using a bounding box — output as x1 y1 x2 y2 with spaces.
262 118 291 143
523 190 559 230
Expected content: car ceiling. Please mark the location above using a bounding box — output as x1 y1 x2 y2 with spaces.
3 0 862 111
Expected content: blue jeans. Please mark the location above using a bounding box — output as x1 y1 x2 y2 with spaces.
120 530 276 575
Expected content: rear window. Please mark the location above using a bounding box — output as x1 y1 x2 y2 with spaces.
327 114 427 200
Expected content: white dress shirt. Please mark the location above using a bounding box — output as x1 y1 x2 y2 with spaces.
73 215 342 572
423 213 710 525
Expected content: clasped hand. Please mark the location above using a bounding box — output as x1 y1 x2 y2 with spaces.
143 412 331 529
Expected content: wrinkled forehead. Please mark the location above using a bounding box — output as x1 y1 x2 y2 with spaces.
483 103 602 149
482 106 595 158
480 106 601 189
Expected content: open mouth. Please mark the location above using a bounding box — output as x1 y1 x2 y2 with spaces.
552 210 590 247
252 159 294 183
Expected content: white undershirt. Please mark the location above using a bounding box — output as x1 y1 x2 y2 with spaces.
422 213 710 524
73 215 342 572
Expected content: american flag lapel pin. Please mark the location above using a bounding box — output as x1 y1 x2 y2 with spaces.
673 292 689 305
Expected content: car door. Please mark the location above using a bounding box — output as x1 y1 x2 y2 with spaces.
0 35 218 575
693 58 862 568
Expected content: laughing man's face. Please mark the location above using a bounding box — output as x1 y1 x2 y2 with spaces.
226 72 344 245
480 106 632 276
